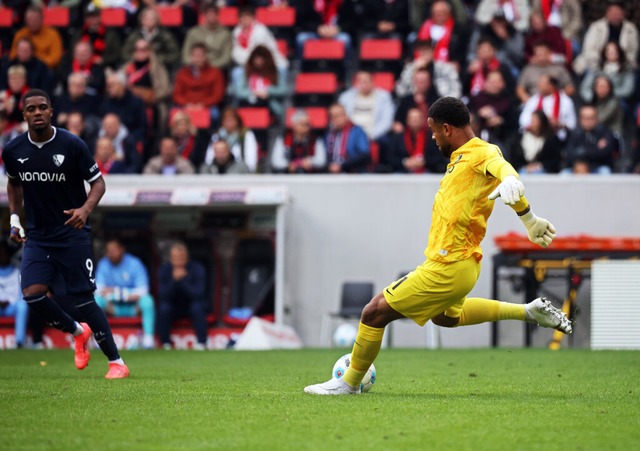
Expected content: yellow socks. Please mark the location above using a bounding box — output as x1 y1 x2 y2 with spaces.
343 322 384 388
457 298 526 326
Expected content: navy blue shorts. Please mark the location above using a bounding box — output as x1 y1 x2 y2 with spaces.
21 242 96 294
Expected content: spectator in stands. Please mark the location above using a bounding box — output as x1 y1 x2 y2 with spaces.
467 10 524 70
157 241 209 350
395 39 461 99
293 0 352 68
573 0 639 76
56 40 106 97
475 0 530 32
54 73 100 130
393 68 438 133
0 111 12 172
468 69 520 151
65 111 97 152
198 107 260 173
123 39 171 136
232 6 288 71
181 3 232 69
233 45 288 121
199 139 250 174
511 110 563 174
589 75 625 135
338 70 394 142
71 4 123 68
94 136 131 174
122 7 181 70
0 38 53 93
579 42 636 104
10 5 63 69
516 41 575 104
96 238 156 350
324 103 370 173
98 113 142 174
0 65 29 130
389 107 445 174
417 0 468 69
271 109 327 173
463 37 515 98
174 43 226 127
100 69 148 149
532 0 582 44
145 0 198 29
143 136 196 175
347 0 410 40
169 111 210 169
562 105 617 174
0 240 27 348
519 74 576 140
523 11 567 64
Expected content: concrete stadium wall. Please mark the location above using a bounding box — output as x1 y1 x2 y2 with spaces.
99 175 640 348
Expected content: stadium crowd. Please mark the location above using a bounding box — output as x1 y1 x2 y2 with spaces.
0 0 639 178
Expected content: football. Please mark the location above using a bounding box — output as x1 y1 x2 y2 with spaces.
332 323 357 347
332 353 376 393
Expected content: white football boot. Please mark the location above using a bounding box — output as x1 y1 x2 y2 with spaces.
304 377 361 395
525 297 573 334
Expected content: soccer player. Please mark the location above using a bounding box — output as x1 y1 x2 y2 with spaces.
304 97 571 395
3 89 129 379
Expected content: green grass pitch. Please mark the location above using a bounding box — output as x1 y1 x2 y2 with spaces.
1 349 638 450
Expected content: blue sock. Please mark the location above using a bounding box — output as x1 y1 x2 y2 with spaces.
24 293 76 334
75 298 120 361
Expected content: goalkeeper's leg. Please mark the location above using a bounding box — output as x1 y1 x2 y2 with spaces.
433 297 572 334
303 293 404 395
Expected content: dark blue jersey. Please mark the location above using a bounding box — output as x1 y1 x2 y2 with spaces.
3 127 102 246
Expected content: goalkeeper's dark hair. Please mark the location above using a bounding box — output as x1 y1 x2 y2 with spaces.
428 97 470 128
22 89 51 107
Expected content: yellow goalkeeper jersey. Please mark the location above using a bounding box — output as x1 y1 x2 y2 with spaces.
426 137 506 263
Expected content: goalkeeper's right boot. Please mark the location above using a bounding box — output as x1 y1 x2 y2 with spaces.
304 378 361 395
525 297 572 334
74 322 92 370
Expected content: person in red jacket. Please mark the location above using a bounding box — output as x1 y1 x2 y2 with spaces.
173 43 226 127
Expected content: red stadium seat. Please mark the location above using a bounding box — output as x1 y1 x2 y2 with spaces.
217 7 238 27
170 107 211 130
157 5 183 27
294 73 338 107
302 39 345 60
294 73 338 94
301 39 346 78
237 107 271 129
359 38 403 75
101 8 127 27
372 72 396 92
43 7 69 27
359 38 402 60
256 6 295 27
285 107 328 130
0 8 13 27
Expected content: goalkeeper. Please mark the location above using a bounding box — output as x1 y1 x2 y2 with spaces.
305 97 572 395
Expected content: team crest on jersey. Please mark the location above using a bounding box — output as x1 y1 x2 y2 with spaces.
53 154 65 166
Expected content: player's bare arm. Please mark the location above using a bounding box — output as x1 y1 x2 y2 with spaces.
7 178 25 244
64 177 106 229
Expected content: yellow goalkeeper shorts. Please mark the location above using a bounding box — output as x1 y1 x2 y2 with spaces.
382 257 481 326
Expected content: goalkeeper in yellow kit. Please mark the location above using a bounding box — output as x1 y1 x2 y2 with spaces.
304 97 572 395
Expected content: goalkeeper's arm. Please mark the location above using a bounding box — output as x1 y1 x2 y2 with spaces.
486 159 557 248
